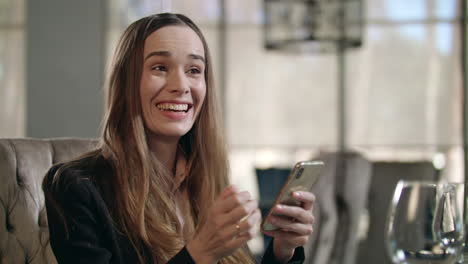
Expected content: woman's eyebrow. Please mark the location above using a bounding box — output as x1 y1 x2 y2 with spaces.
144 50 205 64
144 50 171 61
189 54 205 64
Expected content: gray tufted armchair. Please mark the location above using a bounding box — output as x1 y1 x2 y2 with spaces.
0 138 97 264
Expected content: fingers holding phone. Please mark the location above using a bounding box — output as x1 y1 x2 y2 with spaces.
291 190 316 211
262 190 317 263
261 161 323 232
264 191 316 235
260 161 323 262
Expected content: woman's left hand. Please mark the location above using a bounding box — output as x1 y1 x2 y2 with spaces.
262 191 316 263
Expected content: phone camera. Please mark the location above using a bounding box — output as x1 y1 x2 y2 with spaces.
295 167 304 179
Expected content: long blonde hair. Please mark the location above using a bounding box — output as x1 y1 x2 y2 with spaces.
98 13 255 263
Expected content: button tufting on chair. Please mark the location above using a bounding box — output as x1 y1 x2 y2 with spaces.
0 138 97 264
6 214 13 233
38 208 48 228
16 175 25 188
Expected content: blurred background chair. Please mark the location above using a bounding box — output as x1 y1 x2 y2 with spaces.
355 161 438 264
256 151 372 264
0 138 96 264
322 152 372 264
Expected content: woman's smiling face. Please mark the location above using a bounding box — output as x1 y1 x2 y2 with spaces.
140 25 206 142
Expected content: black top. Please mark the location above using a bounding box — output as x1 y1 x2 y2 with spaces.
43 154 305 264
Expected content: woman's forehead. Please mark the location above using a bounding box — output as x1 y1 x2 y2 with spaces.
143 25 205 59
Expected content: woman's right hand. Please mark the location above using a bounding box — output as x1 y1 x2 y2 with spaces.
186 185 261 264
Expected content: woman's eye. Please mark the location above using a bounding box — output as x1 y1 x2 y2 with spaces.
187 67 201 74
151 65 167 72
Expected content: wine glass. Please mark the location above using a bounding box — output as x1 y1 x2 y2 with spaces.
385 180 465 264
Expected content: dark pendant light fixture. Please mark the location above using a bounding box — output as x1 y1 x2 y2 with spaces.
264 0 363 53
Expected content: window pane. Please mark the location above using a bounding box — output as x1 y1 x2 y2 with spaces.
121 0 171 23
0 0 24 25
115 0 220 25
226 0 262 24
367 0 460 21
0 29 25 137
226 25 338 147
347 23 462 147
0 0 25 137
172 0 220 24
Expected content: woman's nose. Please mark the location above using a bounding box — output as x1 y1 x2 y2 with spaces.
167 70 190 94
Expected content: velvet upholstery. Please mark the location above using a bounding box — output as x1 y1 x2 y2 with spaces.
0 138 97 264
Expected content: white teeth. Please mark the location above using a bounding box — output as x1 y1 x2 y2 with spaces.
157 103 189 111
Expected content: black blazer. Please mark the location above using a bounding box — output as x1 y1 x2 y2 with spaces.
43 154 305 264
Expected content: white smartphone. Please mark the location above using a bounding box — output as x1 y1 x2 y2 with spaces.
260 160 324 232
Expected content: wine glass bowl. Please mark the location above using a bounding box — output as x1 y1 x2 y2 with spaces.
385 181 465 264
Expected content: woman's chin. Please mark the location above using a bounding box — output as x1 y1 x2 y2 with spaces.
147 127 192 141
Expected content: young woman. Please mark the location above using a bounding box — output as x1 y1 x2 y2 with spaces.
43 13 315 264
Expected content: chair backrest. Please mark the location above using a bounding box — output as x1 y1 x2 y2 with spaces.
356 161 436 264
308 151 372 264
0 138 97 264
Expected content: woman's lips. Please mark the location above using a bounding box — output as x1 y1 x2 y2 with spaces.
157 106 191 121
